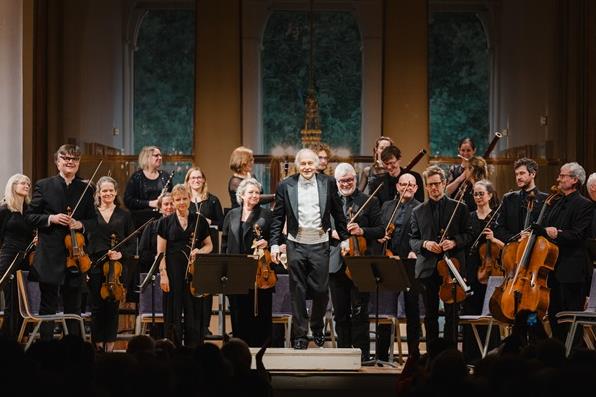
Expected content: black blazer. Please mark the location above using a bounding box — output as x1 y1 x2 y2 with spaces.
222 206 272 255
370 168 425 205
410 197 473 279
270 173 349 247
25 175 96 285
543 191 593 283
380 197 421 258
495 189 547 243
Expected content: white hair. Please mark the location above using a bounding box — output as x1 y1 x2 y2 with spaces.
562 162 586 185
294 148 319 168
236 178 262 205
587 173 596 189
334 162 356 179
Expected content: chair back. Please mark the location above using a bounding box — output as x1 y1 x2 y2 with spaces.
586 269 596 311
481 276 504 316
369 291 398 317
16 270 39 317
138 273 163 314
272 274 292 315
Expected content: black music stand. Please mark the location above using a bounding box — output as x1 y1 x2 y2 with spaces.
344 255 411 367
191 254 257 339
138 253 164 339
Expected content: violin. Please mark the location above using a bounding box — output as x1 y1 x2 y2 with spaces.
64 206 92 274
100 234 126 302
471 202 505 284
186 206 207 298
25 229 38 266
341 207 368 280
253 224 276 290
489 187 561 323
381 182 412 257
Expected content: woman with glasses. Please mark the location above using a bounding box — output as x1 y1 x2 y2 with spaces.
451 155 488 212
462 179 504 362
0 174 35 339
124 146 173 228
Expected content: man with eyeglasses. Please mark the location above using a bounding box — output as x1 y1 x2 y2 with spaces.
377 173 422 359
410 165 473 345
327 163 384 362
270 149 349 350
495 157 547 243
540 162 593 343
370 145 424 205
26 144 97 341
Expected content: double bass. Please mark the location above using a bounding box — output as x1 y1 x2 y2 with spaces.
489 187 561 323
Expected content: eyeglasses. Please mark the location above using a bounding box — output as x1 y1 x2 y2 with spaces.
338 177 355 184
398 183 415 188
427 182 443 187
473 191 486 197
152 153 162 158
59 155 80 162
189 176 204 180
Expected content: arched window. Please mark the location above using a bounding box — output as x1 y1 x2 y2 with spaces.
429 12 489 156
261 11 362 154
133 9 195 154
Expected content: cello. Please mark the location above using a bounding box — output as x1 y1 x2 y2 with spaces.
252 223 276 316
489 187 561 324
500 189 537 276
100 234 126 302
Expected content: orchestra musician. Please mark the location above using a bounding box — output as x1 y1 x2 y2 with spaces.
588 173 596 239
445 137 476 197
228 146 274 209
138 193 175 273
541 162 593 343
328 163 384 362
462 179 504 362
185 166 224 336
372 145 425 205
25 144 97 341
87 176 135 352
270 148 349 350
358 136 394 194
123 146 172 228
156 184 213 347
378 172 422 359
495 158 547 243
309 142 333 176
450 156 489 212
0 174 34 339
410 165 473 345
222 178 273 347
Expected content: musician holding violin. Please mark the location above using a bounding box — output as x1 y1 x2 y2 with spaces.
86 176 135 352
377 173 422 358
372 145 425 205
462 180 504 361
410 165 473 345
541 162 593 343
222 178 274 347
25 144 97 341
445 137 476 197
327 163 384 362
156 184 213 347
0 174 35 339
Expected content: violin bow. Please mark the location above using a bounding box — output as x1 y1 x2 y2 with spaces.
93 218 154 265
70 160 103 218
469 200 504 252
384 181 412 232
440 183 468 244
348 182 383 223
185 201 203 279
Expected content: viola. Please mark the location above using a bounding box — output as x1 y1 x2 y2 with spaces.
489 187 561 323
437 253 467 304
186 206 208 298
25 229 38 266
100 234 126 302
477 235 504 284
381 183 412 257
341 207 368 280
64 206 92 274
253 224 276 290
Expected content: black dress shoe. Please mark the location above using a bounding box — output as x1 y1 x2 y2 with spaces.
313 333 326 347
293 339 308 350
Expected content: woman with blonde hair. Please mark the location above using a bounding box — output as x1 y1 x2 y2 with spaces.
184 166 224 229
227 146 274 209
0 174 35 338
124 146 173 227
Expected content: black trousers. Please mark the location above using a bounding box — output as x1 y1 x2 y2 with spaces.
377 288 422 358
88 272 120 343
548 278 586 342
329 269 370 356
39 274 83 341
419 272 459 345
229 289 273 347
287 240 330 340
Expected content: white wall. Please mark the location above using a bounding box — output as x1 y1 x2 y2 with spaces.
0 0 24 183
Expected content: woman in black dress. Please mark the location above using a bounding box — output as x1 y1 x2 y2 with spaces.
124 146 172 228
222 178 273 347
138 193 175 273
462 179 504 362
87 176 135 352
157 184 213 347
0 174 35 339
227 146 274 209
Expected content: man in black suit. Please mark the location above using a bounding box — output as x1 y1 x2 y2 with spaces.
270 148 349 349
369 145 425 205
410 165 473 345
495 158 548 243
328 162 384 361
26 144 97 341
542 162 593 342
378 172 422 358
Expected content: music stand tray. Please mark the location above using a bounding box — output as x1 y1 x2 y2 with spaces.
343 255 411 367
191 254 258 338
